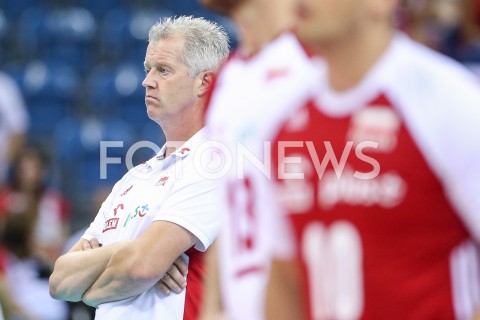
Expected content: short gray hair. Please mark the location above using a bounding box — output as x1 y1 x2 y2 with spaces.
148 16 230 77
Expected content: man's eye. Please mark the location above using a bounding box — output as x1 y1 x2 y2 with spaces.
144 69 150 74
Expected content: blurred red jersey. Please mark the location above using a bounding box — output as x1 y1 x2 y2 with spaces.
272 33 480 320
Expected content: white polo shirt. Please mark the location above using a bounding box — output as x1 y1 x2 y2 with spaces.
82 128 220 320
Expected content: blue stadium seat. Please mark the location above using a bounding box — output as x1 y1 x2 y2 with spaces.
22 60 79 104
17 6 48 59
78 157 127 191
1 61 70 140
8 59 77 140
98 8 134 61
115 63 145 105
115 62 146 128
54 116 135 191
2 0 41 20
164 0 203 15
42 7 96 73
79 0 128 19
2 63 26 93
86 62 145 116
118 103 150 132
102 118 136 149
54 116 84 163
0 10 9 65
27 102 70 138
55 117 135 160
85 64 118 113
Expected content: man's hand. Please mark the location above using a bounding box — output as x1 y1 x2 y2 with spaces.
49 239 126 302
82 253 189 307
156 256 188 295
82 238 102 251
79 220 199 306
81 240 188 296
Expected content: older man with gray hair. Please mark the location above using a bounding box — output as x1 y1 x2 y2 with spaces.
49 16 229 320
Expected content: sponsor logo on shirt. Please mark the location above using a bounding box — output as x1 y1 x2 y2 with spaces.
347 106 400 152
266 67 290 81
156 176 169 186
120 185 133 197
278 167 407 213
103 218 119 233
179 147 190 155
123 204 150 227
318 168 407 209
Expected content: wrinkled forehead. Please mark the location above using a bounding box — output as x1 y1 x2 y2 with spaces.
144 37 186 67
200 0 246 15
146 36 185 56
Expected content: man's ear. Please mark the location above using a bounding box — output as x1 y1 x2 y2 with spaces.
197 71 215 97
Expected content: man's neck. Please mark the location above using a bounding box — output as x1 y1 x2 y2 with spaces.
158 107 204 158
162 125 202 157
316 25 394 92
232 1 294 57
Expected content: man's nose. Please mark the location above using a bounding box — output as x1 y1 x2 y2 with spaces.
142 71 155 88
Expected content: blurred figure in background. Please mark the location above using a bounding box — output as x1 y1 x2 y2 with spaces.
1 198 68 319
0 146 70 268
199 0 320 319
0 145 70 319
266 0 480 319
403 0 480 63
0 71 29 187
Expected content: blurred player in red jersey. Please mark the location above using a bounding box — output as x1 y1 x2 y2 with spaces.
199 0 321 319
266 0 480 319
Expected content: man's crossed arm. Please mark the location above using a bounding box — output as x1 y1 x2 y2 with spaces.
49 220 196 307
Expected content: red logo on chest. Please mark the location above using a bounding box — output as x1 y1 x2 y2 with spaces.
156 176 169 186
120 185 133 197
103 218 119 233
266 68 290 81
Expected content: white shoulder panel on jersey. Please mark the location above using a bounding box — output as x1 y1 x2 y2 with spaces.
385 35 480 242
207 31 323 143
